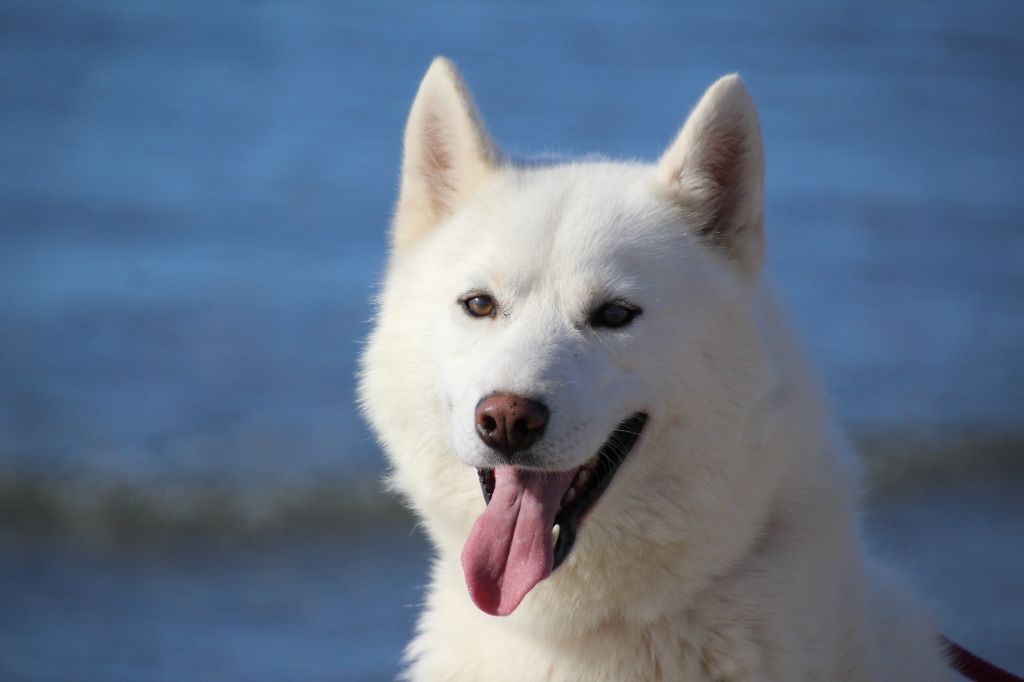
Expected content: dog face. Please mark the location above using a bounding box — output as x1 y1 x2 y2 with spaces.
360 58 785 625
431 165 699 473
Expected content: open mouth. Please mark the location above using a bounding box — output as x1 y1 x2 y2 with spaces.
463 412 648 616
477 412 648 569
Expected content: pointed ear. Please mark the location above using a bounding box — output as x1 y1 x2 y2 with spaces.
657 75 765 276
393 57 500 250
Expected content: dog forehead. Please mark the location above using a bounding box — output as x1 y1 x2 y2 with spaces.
461 162 679 273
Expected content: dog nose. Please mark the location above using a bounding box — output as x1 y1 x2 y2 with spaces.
475 393 549 456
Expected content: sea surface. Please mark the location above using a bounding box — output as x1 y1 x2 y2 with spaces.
1 1 1023 679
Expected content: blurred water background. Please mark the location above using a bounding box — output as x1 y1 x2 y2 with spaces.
1 0 1022 679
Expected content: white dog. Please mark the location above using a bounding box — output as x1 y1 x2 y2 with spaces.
359 57 951 681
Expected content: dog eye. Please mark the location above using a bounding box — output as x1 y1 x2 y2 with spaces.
590 302 641 329
461 294 495 318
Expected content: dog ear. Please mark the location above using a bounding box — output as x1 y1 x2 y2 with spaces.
657 75 765 277
393 57 501 251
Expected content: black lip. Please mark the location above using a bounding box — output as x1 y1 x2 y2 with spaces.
475 412 649 571
553 412 647 569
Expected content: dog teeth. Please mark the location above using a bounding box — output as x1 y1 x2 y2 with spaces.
561 467 595 507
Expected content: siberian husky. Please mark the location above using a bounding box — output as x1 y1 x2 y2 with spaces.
359 58 950 681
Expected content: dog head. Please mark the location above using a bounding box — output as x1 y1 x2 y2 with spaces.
360 58 792 628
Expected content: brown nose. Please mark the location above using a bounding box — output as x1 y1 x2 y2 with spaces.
475 393 549 456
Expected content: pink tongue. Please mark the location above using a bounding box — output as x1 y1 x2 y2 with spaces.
461 466 577 616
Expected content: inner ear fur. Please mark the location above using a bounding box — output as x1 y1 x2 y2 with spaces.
657 74 765 276
393 57 500 251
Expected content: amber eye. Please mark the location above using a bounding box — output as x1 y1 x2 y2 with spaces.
462 294 495 318
590 302 640 329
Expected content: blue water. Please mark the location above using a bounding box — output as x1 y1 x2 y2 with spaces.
0 527 431 681
2 0 1023 487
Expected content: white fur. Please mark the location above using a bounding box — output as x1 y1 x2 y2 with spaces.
359 57 950 681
